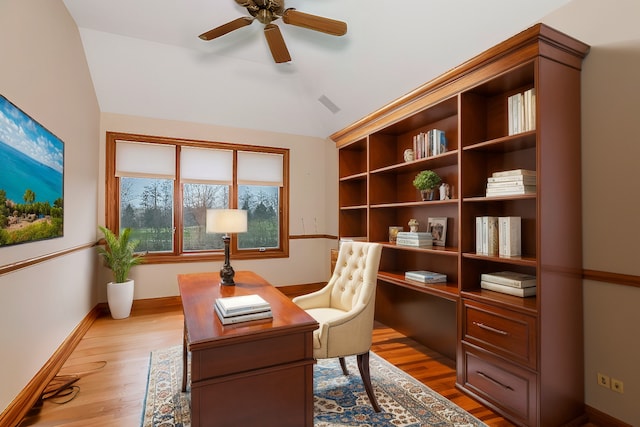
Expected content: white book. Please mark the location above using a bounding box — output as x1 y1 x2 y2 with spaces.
397 232 433 239
480 216 488 254
476 217 483 254
524 88 536 131
215 294 271 316
499 216 521 257
492 169 536 178
486 186 536 196
215 304 273 325
487 175 536 184
405 270 447 283
486 180 536 188
481 280 536 297
396 238 433 247
480 271 536 288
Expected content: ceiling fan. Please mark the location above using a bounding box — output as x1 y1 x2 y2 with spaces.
198 0 347 63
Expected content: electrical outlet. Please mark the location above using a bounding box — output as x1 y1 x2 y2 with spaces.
611 378 624 393
597 373 610 388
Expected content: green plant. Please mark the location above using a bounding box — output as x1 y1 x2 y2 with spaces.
97 226 143 284
412 170 442 191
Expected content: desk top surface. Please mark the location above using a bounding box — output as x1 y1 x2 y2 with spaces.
178 271 318 349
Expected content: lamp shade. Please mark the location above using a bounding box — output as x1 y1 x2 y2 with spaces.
206 209 248 234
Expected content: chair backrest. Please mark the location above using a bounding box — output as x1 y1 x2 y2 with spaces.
328 241 382 313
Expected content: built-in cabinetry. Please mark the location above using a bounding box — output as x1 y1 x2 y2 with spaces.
331 24 589 427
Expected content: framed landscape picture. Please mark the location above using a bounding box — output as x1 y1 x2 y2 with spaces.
0 95 64 247
427 217 447 246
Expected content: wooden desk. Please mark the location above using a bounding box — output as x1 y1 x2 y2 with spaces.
178 271 318 427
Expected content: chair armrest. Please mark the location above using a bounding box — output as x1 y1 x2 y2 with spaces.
292 285 332 309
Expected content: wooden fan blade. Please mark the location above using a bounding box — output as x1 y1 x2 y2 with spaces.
264 24 291 63
198 17 254 41
282 9 347 36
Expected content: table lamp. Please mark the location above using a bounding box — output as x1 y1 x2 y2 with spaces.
206 209 248 286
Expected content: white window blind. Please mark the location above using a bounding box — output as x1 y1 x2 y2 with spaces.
181 147 233 184
115 141 176 179
237 151 283 186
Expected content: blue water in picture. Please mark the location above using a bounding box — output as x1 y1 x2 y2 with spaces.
0 141 63 204
0 95 64 206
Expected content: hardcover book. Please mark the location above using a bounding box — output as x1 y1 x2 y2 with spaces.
498 216 521 257
396 238 433 247
215 294 271 317
214 303 273 325
481 280 537 297
405 270 447 283
480 271 536 288
491 169 536 178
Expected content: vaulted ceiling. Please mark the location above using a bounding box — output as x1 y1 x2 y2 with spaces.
62 0 573 139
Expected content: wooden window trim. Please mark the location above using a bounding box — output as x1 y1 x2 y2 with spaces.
105 131 289 263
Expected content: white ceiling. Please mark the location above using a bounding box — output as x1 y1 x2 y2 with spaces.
62 0 573 139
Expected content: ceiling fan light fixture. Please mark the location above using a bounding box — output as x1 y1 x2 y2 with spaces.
198 0 347 63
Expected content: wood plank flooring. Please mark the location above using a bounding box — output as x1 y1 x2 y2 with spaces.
18 299 518 426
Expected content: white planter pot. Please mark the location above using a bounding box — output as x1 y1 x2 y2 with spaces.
107 279 134 319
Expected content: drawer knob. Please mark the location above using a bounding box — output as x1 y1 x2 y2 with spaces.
477 371 515 391
473 321 508 336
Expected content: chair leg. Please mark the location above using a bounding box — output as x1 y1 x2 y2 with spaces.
339 357 349 375
357 351 381 412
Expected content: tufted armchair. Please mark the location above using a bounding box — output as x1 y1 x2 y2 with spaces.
293 241 383 412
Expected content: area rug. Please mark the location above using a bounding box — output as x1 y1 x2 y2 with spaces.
142 345 486 427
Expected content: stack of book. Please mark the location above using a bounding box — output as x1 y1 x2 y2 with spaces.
214 294 272 325
486 169 536 197
405 270 447 284
508 88 536 135
480 271 536 297
412 129 447 159
395 231 433 248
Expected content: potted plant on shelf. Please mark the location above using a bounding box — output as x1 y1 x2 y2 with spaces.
412 170 442 201
97 226 144 319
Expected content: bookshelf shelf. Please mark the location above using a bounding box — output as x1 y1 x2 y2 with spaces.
331 24 589 427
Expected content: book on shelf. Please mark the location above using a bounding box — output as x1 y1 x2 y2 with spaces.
396 238 433 247
480 271 536 288
475 216 498 255
412 129 447 159
491 169 536 178
405 270 447 283
395 231 433 247
487 174 537 184
481 280 537 297
486 185 536 196
499 216 521 257
214 303 273 325
396 232 433 239
507 88 535 135
215 294 271 317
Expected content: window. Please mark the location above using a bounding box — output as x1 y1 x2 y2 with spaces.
105 132 289 263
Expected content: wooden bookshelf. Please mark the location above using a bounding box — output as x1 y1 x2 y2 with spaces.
331 24 589 427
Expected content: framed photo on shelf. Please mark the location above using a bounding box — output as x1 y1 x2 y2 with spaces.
427 217 447 246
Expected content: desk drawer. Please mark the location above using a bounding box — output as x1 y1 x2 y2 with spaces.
462 299 536 369
192 331 313 381
462 346 537 427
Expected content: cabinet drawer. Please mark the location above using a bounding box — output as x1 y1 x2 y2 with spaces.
462 299 537 369
462 346 537 427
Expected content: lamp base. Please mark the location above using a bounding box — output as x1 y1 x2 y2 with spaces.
220 264 235 286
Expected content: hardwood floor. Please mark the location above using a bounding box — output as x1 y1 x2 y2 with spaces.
19 299 517 426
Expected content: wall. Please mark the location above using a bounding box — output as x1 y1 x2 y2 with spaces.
544 1 640 425
97 113 338 301
0 0 100 414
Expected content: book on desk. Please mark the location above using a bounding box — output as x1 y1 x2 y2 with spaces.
215 294 273 324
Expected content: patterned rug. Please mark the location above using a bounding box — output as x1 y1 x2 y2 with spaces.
142 346 486 427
